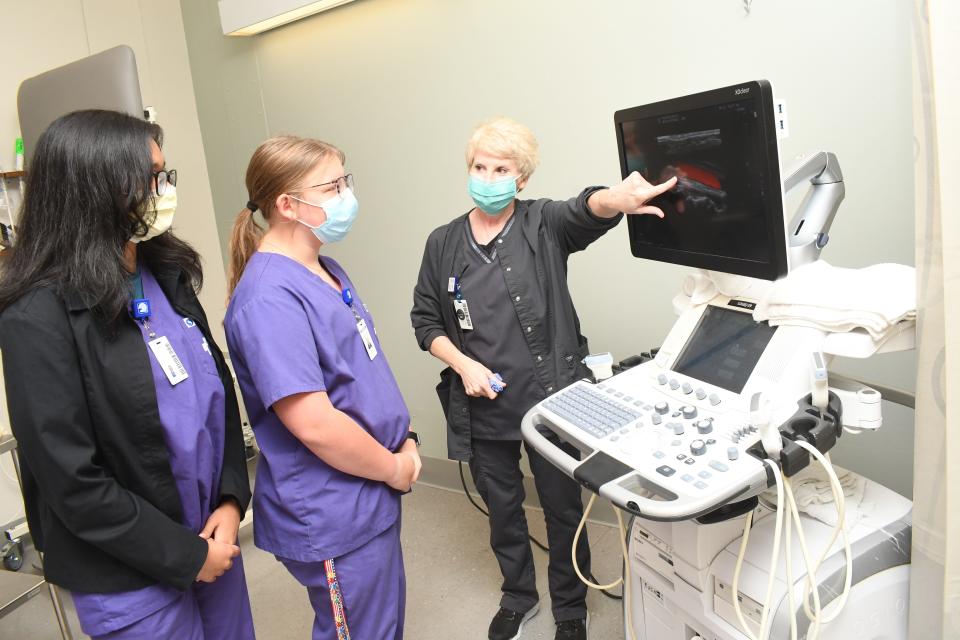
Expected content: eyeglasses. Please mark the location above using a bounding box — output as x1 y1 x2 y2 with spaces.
152 169 178 196
293 174 355 198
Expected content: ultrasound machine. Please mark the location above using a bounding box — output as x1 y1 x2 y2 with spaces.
521 81 913 640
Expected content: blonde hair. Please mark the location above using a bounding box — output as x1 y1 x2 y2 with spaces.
227 135 345 296
464 117 540 180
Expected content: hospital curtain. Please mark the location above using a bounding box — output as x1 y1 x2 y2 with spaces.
909 0 959 637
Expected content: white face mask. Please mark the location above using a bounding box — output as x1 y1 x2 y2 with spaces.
131 185 177 243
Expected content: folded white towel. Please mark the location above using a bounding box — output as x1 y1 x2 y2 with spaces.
672 269 766 315
673 270 716 314
754 261 916 340
682 270 719 305
761 464 868 528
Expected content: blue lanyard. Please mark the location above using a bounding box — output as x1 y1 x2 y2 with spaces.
131 297 157 338
451 264 469 301
342 288 362 322
129 268 150 320
128 267 159 338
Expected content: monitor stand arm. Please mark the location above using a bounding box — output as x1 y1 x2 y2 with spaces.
783 151 845 270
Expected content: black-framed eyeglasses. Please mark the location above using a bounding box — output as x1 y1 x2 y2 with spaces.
293 174 355 197
152 169 178 196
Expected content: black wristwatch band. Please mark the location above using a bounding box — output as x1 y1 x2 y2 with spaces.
406 431 421 447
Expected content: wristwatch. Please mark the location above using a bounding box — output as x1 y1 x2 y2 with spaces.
406 431 421 447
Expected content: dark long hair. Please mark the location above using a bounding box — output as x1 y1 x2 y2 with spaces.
0 110 202 323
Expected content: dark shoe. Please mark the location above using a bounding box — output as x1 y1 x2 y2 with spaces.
488 602 540 640
555 614 589 640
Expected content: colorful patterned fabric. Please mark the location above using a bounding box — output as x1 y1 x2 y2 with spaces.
279 521 405 639
324 559 351 639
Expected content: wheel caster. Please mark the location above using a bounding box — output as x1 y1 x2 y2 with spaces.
2 540 24 571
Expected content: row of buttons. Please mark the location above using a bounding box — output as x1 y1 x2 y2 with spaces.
652 435 716 457
655 373 722 406
662 419 713 436
654 402 702 420
656 465 723 479
683 475 710 490
596 384 656 413
730 425 759 443
656 458 731 490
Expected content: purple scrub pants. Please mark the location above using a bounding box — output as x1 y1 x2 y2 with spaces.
88 556 255 640
281 520 405 640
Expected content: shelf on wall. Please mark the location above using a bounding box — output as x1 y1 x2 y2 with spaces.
1 171 24 179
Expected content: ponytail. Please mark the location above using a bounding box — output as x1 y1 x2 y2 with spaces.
227 206 263 296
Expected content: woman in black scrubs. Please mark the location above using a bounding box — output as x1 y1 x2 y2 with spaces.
411 117 676 640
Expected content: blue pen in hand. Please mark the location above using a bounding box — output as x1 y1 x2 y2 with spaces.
489 373 504 393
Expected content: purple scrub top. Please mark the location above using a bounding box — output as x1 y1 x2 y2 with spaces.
225 252 410 563
72 266 227 636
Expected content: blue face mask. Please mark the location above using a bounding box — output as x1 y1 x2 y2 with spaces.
291 188 359 244
468 175 518 215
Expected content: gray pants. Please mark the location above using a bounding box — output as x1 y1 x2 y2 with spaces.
468 435 591 623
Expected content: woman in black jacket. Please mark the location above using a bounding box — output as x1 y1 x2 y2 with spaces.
411 117 675 640
0 110 254 639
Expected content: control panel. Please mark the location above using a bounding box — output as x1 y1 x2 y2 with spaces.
522 298 841 521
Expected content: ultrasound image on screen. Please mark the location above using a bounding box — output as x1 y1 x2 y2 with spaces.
620 100 773 264
672 306 777 394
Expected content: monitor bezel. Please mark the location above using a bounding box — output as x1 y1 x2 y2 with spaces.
614 80 788 281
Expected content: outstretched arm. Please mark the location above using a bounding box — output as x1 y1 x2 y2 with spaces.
587 172 678 218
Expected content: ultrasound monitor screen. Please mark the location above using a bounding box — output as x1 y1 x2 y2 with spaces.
672 305 777 394
615 81 787 280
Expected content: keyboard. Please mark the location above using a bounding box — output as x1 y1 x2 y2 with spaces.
543 383 642 439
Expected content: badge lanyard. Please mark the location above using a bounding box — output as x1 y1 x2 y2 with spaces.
448 267 473 331
447 267 500 391
131 295 190 386
342 288 378 360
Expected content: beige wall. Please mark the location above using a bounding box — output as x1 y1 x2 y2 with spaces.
181 0 917 495
0 0 226 527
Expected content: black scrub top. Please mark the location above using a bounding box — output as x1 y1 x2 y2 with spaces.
459 215 545 439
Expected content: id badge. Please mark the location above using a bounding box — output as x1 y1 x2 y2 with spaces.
453 299 474 330
356 318 378 360
147 336 190 385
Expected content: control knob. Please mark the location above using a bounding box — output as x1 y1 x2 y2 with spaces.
690 439 707 456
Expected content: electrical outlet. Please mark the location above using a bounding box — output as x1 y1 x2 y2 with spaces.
775 99 789 138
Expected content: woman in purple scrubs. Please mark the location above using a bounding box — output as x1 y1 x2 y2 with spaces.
224 135 420 640
0 110 254 638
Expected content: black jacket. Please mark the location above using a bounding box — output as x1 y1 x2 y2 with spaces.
0 269 251 593
411 189 621 460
